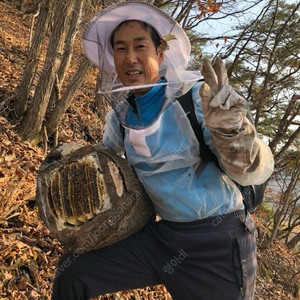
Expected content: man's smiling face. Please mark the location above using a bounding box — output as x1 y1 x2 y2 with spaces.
112 21 164 97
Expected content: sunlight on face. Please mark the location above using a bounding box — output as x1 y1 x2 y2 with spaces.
112 21 164 97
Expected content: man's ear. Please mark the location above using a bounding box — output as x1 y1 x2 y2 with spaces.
158 51 164 66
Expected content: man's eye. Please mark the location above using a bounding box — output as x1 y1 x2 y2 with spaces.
115 47 125 51
137 45 146 49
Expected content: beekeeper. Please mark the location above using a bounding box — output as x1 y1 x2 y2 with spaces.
51 2 274 300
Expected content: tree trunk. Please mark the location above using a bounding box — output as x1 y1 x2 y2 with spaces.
46 57 92 137
46 0 84 117
261 158 300 249
269 94 300 152
15 0 54 118
286 233 300 249
19 0 75 142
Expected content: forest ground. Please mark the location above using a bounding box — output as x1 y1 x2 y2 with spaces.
0 1 299 299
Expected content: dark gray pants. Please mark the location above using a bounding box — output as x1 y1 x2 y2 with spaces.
51 211 257 300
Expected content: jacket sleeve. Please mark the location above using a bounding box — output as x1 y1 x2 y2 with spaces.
100 109 125 155
192 82 274 186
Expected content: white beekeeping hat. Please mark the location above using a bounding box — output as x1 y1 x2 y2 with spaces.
82 1 202 93
82 1 202 125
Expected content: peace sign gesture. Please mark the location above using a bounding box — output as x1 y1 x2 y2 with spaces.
200 57 247 134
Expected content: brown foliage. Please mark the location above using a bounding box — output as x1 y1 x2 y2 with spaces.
0 1 299 300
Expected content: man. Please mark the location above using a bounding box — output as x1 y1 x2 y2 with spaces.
51 2 274 300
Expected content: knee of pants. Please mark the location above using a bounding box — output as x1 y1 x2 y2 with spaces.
52 251 92 300
54 251 81 282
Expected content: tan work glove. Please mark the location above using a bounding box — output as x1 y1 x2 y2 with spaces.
200 57 247 135
199 57 274 185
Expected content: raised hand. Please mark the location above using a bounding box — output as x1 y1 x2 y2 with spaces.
200 57 247 135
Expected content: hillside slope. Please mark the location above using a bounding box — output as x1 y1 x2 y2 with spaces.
0 2 299 299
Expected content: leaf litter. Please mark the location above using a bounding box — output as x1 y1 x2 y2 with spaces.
0 2 299 300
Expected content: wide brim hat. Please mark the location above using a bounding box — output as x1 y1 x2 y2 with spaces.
82 1 201 95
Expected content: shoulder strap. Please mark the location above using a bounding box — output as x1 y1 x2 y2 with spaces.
177 89 219 167
120 123 125 140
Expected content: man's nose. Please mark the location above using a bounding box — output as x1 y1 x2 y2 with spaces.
125 49 138 63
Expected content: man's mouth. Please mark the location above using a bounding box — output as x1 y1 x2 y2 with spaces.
127 71 142 77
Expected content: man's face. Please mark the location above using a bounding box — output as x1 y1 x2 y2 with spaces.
112 21 164 97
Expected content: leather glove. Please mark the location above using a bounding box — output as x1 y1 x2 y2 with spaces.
199 57 275 185
200 57 247 135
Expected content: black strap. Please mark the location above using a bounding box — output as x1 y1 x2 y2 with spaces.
120 123 125 140
177 90 220 170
